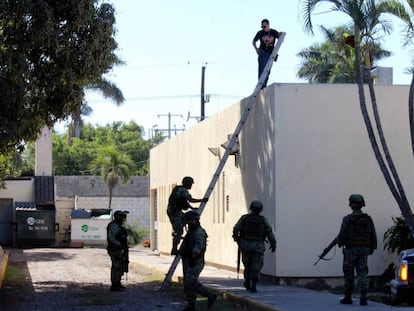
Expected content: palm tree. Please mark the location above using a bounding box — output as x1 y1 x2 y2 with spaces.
89 146 135 210
69 77 125 143
301 0 414 235
297 25 391 83
384 0 414 157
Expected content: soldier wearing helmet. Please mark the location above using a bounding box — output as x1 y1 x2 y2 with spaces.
167 176 208 255
232 200 276 293
180 210 216 311
107 210 129 291
337 194 377 306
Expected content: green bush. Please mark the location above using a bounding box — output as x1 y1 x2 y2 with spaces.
126 221 147 246
383 216 414 254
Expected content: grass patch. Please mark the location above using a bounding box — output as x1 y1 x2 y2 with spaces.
4 265 23 282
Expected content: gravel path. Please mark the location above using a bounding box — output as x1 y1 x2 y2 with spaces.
0 247 185 311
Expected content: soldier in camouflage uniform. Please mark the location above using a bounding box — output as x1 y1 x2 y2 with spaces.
180 211 217 311
337 194 377 306
107 210 129 292
232 200 276 293
167 176 208 255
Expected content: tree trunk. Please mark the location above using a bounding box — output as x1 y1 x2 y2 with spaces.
409 71 414 158
354 29 414 236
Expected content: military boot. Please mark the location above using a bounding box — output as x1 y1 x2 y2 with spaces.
207 293 217 309
182 304 195 311
243 278 251 290
340 295 353 304
110 283 124 292
360 293 368 306
251 279 258 293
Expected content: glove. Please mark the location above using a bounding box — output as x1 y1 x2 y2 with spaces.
270 244 276 253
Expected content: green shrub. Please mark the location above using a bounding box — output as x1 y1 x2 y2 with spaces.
383 216 414 254
126 221 146 246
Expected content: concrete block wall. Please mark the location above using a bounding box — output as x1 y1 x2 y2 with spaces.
75 196 150 238
54 197 75 246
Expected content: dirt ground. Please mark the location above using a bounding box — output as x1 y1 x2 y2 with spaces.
0 247 186 311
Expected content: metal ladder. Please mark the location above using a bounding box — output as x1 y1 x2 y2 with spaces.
160 32 286 290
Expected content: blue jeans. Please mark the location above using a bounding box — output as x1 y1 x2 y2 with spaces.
258 50 270 87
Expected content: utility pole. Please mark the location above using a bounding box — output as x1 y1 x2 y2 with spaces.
201 66 206 121
157 113 183 138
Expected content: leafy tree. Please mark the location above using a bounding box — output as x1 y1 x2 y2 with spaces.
297 25 390 83
69 75 125 143
89 146 135 210
0 0 119 153
301 0 414 237
385 0 414 165
384 216 414 254
53 121 151 176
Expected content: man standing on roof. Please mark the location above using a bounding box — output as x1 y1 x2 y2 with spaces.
167 176 208 255
252 19 281 88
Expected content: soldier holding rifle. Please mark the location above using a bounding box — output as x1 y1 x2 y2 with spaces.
107 210 129 292
337 194 377 306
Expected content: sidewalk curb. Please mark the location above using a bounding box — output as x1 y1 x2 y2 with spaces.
0 246 10 289
133 259 283 311
220 290 286 311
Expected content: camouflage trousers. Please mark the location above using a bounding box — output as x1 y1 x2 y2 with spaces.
240 240 265 280
182 256 210 306
108 249 123 285
167 207 185 245
342 247 370 296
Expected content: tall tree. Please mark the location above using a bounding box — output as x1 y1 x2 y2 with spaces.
301 0 414 236
385 0 414 159
89 146 135 210
297 25 391 83
70 72 125 143
0 0 119 153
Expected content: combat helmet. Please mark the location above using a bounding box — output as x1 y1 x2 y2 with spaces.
184 210 200 222
249 200 263 213
349 194 365 208
113 210 128 221
182 176 194 187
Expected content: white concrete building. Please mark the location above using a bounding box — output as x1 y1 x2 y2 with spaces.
150 83 413 282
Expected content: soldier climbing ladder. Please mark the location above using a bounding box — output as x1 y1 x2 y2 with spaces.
160 32 286 291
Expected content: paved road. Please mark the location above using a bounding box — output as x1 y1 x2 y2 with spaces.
2 247 414 311
0 247 184 311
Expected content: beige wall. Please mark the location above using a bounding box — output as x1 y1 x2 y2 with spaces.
0 179 34 202
35 126 52 176
150 83 413 278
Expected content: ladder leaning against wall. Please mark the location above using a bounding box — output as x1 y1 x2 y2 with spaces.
160 32 286 291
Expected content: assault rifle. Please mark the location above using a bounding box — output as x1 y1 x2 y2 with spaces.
121 245 129 279
314 237 337 265
237 243 241 279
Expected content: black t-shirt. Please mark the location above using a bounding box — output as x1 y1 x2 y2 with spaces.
253 29 280 54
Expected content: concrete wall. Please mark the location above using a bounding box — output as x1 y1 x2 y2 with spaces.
0 178 34 202
35 126 52 176
0 176 150 246
55 176 150 243
150 83 412 278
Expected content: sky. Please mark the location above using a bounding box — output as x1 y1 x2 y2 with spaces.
55 0 414 138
